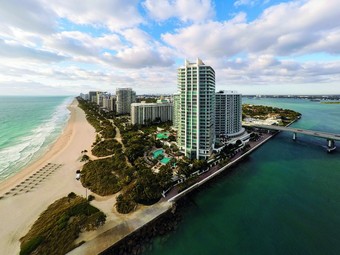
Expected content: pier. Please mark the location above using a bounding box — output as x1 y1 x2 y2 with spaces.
245 124 340 152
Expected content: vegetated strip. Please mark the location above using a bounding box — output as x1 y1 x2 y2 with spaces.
77 98 175 214
20 193 106 255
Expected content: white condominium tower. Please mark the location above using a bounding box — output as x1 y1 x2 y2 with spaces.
177 58 215 159
173 93 180 130
116 88 136 114
131 101 173 125
215 90 244 140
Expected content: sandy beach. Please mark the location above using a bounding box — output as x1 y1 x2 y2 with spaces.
0 98 172 255
0 99 276 254
0 99 97 254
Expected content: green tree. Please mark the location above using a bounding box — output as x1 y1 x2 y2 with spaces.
132 167 161 204
115 194 137 214
158 165 173 190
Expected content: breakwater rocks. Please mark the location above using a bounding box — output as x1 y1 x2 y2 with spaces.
101 204 181 255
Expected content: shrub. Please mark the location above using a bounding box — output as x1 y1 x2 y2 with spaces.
20 236 44 255
116 194 137 214
91 140 122 157
67 192 76 199
20 196 106 255
87 195 95 201
81 158 129 196
80 154 90 162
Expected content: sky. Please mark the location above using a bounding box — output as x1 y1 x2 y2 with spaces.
0 0 340 96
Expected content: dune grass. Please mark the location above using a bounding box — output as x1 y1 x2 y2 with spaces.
20 194 106 255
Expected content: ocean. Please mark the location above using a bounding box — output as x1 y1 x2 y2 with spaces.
0 96 72 182
143 98 340 255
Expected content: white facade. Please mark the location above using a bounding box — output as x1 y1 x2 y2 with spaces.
116 88 136 114
131 102 173 125
173 93 180 130
177 58 215 159
96 92 104 107
215 90 244 141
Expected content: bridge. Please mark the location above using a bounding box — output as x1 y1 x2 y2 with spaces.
244 124 340 152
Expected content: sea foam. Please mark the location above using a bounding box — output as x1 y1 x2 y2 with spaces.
0 97 72 181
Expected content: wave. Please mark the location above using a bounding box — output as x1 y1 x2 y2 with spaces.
0 97 73 181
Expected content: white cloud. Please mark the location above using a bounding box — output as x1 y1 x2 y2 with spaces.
234 0 257 7
43 31 124 59
217 55 340 87
120 28 152 48
234 0 270 7
0 39 66 63
163 0 340 58
0 0 57 34
143 0 215 22
0 0 340 95
46 0 143 31
103 46 174 68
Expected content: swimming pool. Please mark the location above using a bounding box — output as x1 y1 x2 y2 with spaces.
156 132 170 139
153 149 164 159
160 157 171 164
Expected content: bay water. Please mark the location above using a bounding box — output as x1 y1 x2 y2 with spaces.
0 96 72 182
144 98 340 255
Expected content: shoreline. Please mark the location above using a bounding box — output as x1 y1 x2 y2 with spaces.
0 100 73 194
168 132 277 202
0 96 298 255
98 121 299 255
167 119 298 202
69 129 283 255
0 99 97 254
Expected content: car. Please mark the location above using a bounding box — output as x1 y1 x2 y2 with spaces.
76 170 81 180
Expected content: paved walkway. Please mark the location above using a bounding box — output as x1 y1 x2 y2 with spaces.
68 201 172 255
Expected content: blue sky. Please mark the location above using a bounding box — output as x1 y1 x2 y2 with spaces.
0 0 339 95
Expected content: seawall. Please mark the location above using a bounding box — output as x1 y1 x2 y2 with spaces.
70 112 298 254
68 202 173 255
168 132 277 202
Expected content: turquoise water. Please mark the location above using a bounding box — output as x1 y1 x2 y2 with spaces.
153 149 164 159
153 149 171 164
0 96 72 182
157 132 170 139
160 157 171 164
144 98 340 255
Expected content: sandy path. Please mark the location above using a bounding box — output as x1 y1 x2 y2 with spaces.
0 99 96 254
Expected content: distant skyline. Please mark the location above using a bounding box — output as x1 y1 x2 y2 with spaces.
0 0 340 95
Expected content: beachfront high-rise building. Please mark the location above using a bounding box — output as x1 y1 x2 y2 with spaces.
96 92 104 107
116 88 136 115
176 58 215 159
89 91 100 103
173 93 180 130
131 101 173 125
103 95 116 112
215 91 244 141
